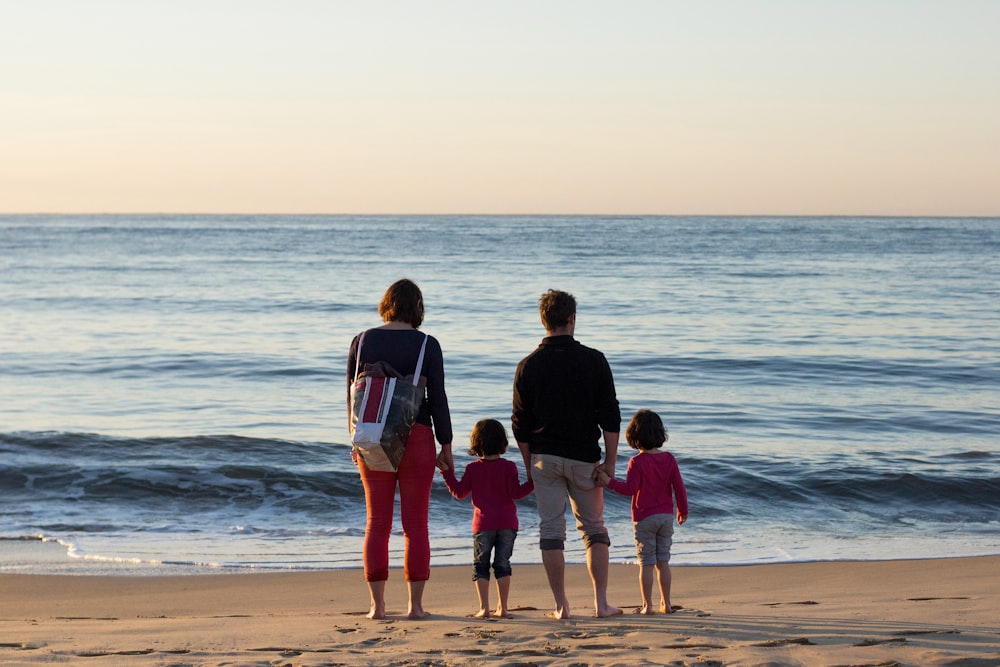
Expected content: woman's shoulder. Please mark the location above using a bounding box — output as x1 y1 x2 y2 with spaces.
359 327 437 342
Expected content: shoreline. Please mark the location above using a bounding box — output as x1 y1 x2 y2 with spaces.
4 535 999 576
1 556 997 666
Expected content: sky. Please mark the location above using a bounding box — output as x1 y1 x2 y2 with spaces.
3 1 999 216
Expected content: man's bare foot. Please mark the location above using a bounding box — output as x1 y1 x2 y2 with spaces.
367 604 386 620
473 609 490 618
595 605 623 618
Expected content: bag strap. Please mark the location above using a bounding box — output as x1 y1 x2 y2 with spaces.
354 331 428 387
353 332 367 382
412 333 428 386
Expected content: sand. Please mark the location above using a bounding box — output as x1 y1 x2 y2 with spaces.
1 556 998 666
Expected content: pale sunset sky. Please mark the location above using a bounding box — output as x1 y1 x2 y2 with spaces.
3 1 998 215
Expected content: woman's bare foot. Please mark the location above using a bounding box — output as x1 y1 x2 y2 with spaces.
406 580 429 620
367 581 387 620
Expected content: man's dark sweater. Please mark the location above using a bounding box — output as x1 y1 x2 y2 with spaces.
511 335 620 463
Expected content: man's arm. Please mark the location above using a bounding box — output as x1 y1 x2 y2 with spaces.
517 440 532 482
599 430 619 478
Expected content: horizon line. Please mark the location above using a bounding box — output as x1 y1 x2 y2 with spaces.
2 212 999 219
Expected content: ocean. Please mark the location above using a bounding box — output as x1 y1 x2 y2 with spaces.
1 215 998 575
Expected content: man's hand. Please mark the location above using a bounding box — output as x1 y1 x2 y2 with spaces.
436 444 453 471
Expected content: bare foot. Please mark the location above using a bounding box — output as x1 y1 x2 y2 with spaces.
494 608 509 618
660 602 677 614
637 605 656 615
546 607 571 620
595 605 623 618
473 609 490 618
367 604 386 620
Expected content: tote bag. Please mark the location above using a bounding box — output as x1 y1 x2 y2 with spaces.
349 332 428 472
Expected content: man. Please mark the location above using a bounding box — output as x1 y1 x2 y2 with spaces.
512 289 622 619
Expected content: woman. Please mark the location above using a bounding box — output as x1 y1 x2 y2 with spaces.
346 278 454 619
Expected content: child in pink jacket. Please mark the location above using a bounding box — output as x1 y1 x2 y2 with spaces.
597 409 688 614
439 419 533 618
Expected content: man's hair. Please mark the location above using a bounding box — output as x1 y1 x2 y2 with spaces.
538 289 576 332
625 409 668 451
378 278 424 327
469 418 509 457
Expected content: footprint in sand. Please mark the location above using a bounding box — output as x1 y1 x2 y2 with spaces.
854 637 908 646
752 637 815 647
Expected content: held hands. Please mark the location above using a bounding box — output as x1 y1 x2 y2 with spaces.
592 459 616 486
436 444 454 471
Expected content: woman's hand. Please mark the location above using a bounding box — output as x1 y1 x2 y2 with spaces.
436 443 454 471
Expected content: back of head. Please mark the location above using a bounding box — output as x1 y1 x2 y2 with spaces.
379 278 424 327
539 289 576 333
626 409 668 450
469 418 509 457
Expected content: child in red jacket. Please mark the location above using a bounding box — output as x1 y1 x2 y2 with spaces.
439 419 534 618
597 409 688 614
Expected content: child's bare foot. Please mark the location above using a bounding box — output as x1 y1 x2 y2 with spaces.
473 608 490 618
660 602 677 614
367 603 386 620
595 604 623 618
494 607 509 618
637 605 656 615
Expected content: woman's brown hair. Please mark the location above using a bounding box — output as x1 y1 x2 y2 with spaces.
378 278 424 327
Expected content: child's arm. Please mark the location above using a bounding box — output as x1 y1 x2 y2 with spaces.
440 465 470 499
507 462 534 499
672 456 689 524
604 459 638 497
